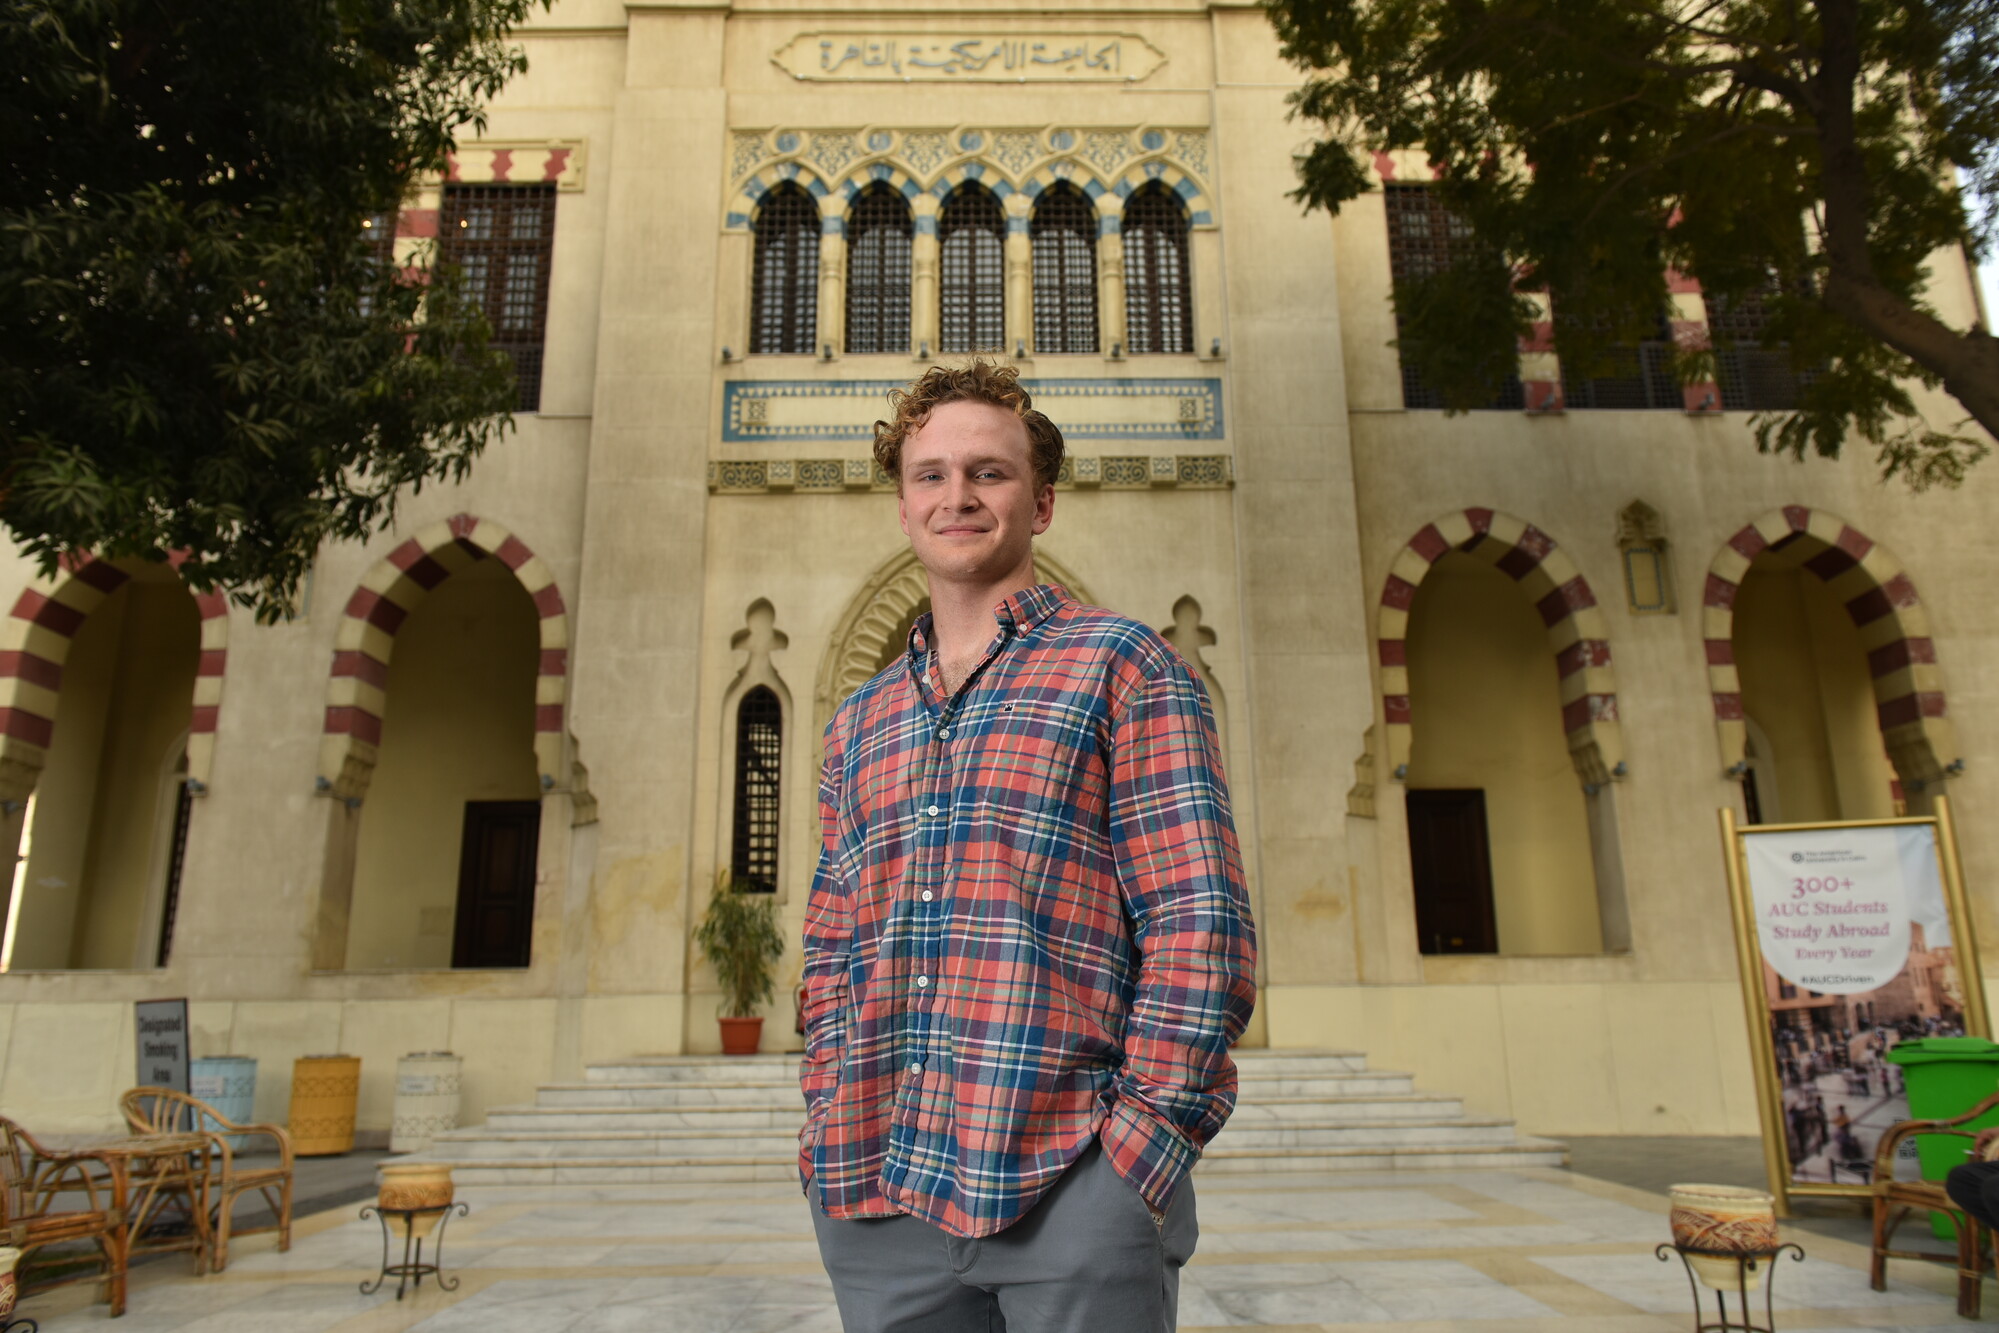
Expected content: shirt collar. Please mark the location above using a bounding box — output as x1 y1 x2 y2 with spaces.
909 583 1073 657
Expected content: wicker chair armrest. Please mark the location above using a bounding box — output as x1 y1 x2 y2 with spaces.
1874 1118 1986 1180
235 1122 293 1170
28 1149 115 1214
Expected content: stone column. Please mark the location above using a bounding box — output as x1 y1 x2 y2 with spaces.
1005 198 1033 356
911 197 940 357
1098 217 1128 357
817 206 846 357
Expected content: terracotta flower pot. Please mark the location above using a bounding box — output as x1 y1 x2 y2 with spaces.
1669 1183 1779 1290
0 1245 20 1320
377 1163 455 1239
718 1015 764 1055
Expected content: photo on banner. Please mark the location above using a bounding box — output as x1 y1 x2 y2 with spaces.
1722 803 1987 1204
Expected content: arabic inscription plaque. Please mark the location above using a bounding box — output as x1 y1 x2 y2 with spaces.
773 33 1166 82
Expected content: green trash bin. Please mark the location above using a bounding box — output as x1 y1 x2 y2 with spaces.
1884 1036 1999 1238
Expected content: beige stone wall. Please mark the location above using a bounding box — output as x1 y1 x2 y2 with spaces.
0 0 1989 1146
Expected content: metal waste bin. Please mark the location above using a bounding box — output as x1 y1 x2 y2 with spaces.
1885 1036 1999 1237
391 1051 462 1153
188 1056 257 1151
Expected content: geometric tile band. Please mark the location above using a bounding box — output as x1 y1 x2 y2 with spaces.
1377 507 1622 787
722 378 1224 442
320 513 568 799
1702 504 1953 789
0 553 231 801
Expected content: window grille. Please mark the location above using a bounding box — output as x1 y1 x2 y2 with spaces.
1705 285 1811 411
846 184 912 355
1382 185 1525 409
356 211 397 318
1031 185 1098 354
751 184 821 355
731 687 783 893
1122 183 1193 355
440 184 557 411
940 186 1005 353
1558 307 1680 410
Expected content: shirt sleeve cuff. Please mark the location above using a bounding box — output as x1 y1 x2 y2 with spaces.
1100 1095 1201 1213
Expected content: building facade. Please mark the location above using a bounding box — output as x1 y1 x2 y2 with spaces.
0 0 1991 1144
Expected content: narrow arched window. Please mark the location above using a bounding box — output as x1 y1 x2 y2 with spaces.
1123 183 1193 354
731 687 782 893
845 184 912 355
939 185 1005 353
750 183 820 355
1031 184 1097 354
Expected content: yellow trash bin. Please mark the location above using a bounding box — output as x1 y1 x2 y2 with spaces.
289 1054 361 1156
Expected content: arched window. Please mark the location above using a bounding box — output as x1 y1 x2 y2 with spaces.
750 183 820 355
731 686 782 893
1123 183 1193 354
939 185 1004 353
845 184 912 355
1031 184 1097 354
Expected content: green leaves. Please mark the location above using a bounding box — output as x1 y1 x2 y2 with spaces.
0 0 547 616
1266 0 1999 478
693 872 787 1019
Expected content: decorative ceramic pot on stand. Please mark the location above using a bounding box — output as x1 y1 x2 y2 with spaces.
1669 1183 1780 1290
377 1163 455 1239
718 1015 763 1055
0 1245 20 1321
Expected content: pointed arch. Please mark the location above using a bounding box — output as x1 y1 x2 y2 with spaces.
1702 506 1954 788
0 556 227 801
1109 161 1215 229
814 548 1096 733
320 513 567 799
1378 508 1622 785
722 159 836 232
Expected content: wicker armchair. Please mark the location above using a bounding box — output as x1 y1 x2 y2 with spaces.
0 1116 126 1315
120 1086 293 1272
1869 1088 1999 1318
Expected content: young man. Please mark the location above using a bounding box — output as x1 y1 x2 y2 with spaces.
799 360 1257 1332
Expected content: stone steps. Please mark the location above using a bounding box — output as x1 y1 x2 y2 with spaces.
486 1091 1458 1131
416 1049 1566 1183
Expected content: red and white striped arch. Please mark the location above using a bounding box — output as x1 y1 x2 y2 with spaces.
1703 505 1955 787
1378 508 1624 786
0 555 228 802
320 514 566 798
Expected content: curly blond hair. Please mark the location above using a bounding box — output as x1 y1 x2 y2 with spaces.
872 360 1065 490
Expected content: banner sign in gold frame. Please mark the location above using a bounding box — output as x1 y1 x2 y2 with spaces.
1719 798 1987 1212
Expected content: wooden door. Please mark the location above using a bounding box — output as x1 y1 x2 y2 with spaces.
1405 788 1498 955
452 801 541 968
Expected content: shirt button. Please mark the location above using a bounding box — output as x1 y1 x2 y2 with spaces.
916 975 930 988
921 890 934 902
926 803 941 816
909 1061 923 1074
938 727 951 740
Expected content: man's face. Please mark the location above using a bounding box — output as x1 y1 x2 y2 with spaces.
898 399 1055 587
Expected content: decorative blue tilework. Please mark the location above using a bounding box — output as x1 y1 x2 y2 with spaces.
776 132 800 152
720 379 1225 442
959 132 983 151
1141 130 1165 150
915 216 938 236
1050 130 1075 150
868 130 893 152
726 212 750 229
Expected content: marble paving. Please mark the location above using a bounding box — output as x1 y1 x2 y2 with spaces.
15 1166 1976 1331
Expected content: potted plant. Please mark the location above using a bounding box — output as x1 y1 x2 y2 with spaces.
694 870 785 1055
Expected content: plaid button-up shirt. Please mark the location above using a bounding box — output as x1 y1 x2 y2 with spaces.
799 582 1256 1238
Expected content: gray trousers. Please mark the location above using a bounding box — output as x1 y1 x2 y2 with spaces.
810 1143 1198 1332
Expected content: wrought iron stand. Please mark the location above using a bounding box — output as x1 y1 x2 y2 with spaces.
1 1317 39 1332
360 1202 468 1300
1655 1241 1805 1332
